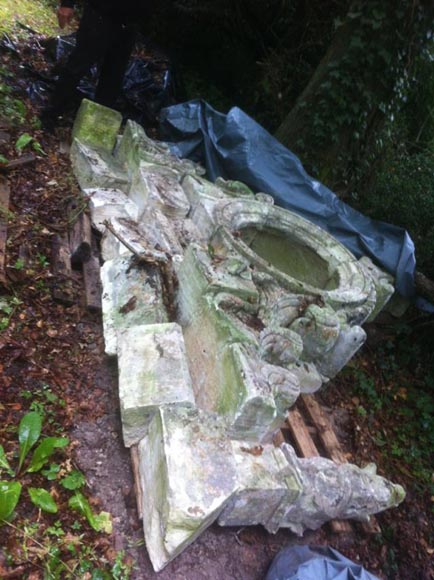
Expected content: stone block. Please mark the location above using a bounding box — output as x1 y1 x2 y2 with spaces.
218 442 302 533
70 140 129 191
84 188 139 232
100 255 168 356
128 161 190 219
116 119 202 176
100 214 183 263
72 99 122 152
138 405 238 571
118 323 196 447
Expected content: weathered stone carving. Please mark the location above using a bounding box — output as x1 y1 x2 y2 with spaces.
70 99 403 572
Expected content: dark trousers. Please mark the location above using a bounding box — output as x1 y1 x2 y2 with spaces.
51 2 136 113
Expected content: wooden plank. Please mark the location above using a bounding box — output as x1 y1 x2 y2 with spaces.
0 153 36 173
0 176 10 286
301 394 347 463
130 446 143 520
83 235 102 311
287 407 319 458
51 233 74 305
69 207 92 266
83 251 102 311
301 394 379 534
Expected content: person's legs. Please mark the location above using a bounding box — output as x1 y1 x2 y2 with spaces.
45 2 111 119
95 22 136 108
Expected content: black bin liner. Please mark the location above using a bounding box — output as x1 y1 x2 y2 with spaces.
265 545 379 580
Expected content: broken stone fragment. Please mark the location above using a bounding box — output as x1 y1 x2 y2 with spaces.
100 255 168 356
128 161 190 219
138 405 238 571
358 256 395 321
218 442 302 533
116 119 202 176
279 445 405 535
118 323 196 447
70 139 129 191
83 188 139 232
100 214 183 263
72 99 122 152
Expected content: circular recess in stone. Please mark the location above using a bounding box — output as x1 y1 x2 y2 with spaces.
215 199 374 309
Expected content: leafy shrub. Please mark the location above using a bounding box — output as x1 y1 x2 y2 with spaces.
358 152 434 278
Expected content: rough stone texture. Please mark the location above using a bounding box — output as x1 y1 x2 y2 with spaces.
116 119 203 177
68 102 405 570
84 188 139 232
100 255 168 356
218 442 302 533
70 140 129 190
280 445 405 535
138 406 238 571
72 98 122 152
100 214 183 263
128 162 190 219
118 324 196 447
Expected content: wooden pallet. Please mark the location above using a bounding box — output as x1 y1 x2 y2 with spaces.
275 393 380 535
51 207 102 311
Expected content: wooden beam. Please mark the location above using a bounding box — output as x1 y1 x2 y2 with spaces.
0 176 10 286
130 446 143 520
287 407 319 458
301 394 346 463
0 153 36 173
69 211 92 266
83 237 102 311
51 234 74 305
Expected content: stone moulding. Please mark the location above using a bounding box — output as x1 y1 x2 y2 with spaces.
69 99 404 572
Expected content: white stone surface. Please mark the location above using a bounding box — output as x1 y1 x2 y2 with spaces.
70 139 129 190
100 255 168 356
84 188 139 232
139 405 238 571
118 324 196 447
218 442 301 533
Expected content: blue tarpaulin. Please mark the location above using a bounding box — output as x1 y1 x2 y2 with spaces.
265 545 379 580
160 99 417 300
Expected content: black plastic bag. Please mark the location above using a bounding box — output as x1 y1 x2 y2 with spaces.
265 545 379 580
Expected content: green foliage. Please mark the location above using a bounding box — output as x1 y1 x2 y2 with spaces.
0 445 14 476
17 411 42 473
60 469 86 491
15 133 46 156
0 81 27 126
0 412 69 523
277 1 434 190
349 335 434 491
27 437 69 473
0 481 22 521
42 463 61 480
0 0 59 37
0 295 22 331
28 487 58 513
15 133 33 152
22 382 66 428
68 492 112 534
356 152 434 278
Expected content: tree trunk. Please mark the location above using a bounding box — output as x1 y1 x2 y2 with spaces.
274 1 433 189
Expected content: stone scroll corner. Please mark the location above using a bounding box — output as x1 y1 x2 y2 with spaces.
70 99 403 572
